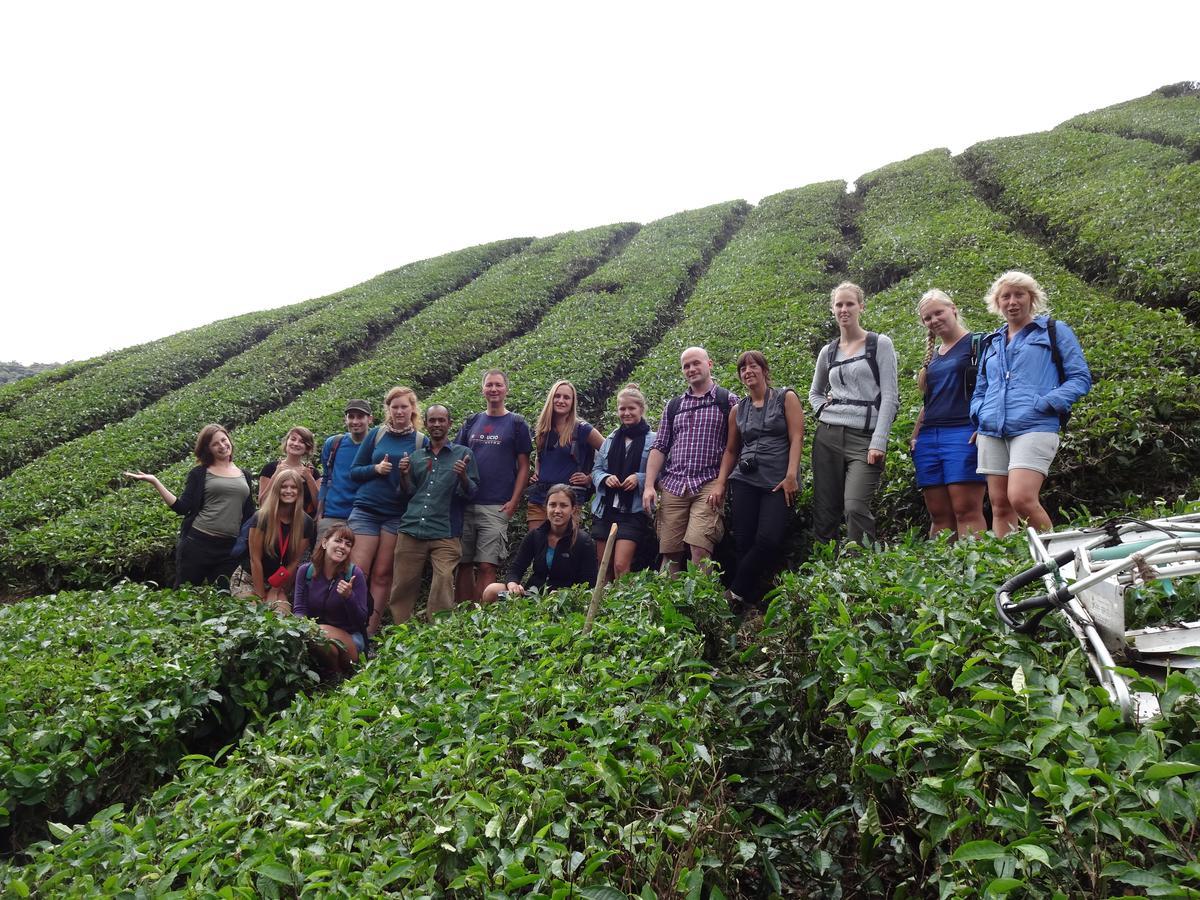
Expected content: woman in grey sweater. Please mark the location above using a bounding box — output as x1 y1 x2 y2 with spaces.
808 282 899 547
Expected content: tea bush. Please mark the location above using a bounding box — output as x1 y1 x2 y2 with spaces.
0 585 316 852
849 149 1200 528
738 534 1200 896
0 576 765 897
0 226 636 590
0 239 530 543
617 181 852 425
960 130 1200 311
428 200 749 423
1061 86 1200 159
0 297 334 478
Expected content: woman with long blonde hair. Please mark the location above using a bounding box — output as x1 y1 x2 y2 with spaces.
909 289 987 539
526 380 603 529
245 468 315 612
348 385 426 632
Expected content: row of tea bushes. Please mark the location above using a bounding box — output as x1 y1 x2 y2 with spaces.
1 226 635 590
0 239 529 544
617 180 853 427
0 576 766 898
0 295 332 477
0 585 316 853
428 200 750 424
739 532 1200 896
960 129 1200 311
848 149 1200 526
1061 83 1200 159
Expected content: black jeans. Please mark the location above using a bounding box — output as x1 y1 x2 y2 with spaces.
729 479 791 603
175 530 238 589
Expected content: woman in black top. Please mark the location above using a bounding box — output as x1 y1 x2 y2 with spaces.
713 351 805 610
125 423 254 588
481 484 597 603
258 426 321 517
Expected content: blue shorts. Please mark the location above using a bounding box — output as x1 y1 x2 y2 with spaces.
350 631 367 654
347 506 403 536
913 425 985 488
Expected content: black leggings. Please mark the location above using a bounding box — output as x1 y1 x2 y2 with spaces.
729 479 791 603
175 530 238 589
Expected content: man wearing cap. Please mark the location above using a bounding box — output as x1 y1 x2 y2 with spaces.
316 400 374 539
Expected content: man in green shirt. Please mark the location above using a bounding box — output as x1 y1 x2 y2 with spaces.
390 404 479 623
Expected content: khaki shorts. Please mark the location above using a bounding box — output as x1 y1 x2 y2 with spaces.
460 503 511 565
656 481 724 554
976 432 1061 477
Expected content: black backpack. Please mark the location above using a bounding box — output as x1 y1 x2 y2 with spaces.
820 332 880 432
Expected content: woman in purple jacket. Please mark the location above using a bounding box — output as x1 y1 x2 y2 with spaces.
293 525 369 673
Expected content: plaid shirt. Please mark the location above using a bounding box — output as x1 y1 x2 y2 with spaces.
651 384 738 495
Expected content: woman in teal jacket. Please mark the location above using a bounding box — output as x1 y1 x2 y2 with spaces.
970 271 1091 535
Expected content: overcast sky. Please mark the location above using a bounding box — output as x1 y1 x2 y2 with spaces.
1 1 1195 365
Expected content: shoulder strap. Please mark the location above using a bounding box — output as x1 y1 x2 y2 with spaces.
663 395 683 454
823 337 840 364
326 434 346 470
303 561 315 583
1046 319 1066 385
864 333 880 388
371 426 384 449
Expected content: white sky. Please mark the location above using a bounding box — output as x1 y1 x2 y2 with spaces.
1 1 1195 365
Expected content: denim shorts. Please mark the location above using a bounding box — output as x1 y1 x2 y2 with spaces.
347 506 403 536
913 425 986 488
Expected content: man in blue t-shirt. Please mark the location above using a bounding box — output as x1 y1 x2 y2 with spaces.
453 369 532 603
316 399 374 539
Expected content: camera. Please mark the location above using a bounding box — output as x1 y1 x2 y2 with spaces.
738 455 758 474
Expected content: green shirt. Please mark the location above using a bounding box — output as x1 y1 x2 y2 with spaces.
399 443 479 540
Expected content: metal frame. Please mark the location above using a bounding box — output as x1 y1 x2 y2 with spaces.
999 514 1200 724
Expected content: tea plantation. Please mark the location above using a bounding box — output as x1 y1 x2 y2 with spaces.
1 84 1198 896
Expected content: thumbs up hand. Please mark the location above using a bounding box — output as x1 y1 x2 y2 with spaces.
376 454 393 476
398 452 411 475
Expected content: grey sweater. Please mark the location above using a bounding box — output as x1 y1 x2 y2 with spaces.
808 333 900 453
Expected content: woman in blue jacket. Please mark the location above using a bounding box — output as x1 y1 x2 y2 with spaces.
970 271 1091 535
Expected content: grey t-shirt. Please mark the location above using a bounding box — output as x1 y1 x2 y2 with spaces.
192 471 251 537
730 387 794 490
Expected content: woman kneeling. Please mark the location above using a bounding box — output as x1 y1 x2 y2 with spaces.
293 525 369 673
482 484 597 603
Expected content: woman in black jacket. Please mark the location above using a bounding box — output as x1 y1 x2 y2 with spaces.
125 423 255 588
481 484 597 603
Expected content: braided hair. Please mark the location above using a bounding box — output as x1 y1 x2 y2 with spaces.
915 289 957 394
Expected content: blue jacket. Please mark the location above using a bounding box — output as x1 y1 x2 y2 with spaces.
970 316 1091 437
590 428 656 518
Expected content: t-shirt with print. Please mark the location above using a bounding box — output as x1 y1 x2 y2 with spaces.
455 412 533 506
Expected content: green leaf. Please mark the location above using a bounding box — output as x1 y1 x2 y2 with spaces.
952 840 1007 862
579 888 626 900
1143 761 1200 779
255 863 295 884
986 877 1024 896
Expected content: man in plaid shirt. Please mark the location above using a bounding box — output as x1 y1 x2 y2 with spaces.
643 346 738 574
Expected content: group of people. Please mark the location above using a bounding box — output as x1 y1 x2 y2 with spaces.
125 269 1091 669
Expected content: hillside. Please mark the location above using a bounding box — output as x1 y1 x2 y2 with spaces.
0 361 59 386
1 83 1199 896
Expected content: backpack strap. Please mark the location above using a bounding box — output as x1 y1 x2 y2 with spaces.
662 388 731 455
316 434 346 519
1046 319 1069 428
823 333 882 431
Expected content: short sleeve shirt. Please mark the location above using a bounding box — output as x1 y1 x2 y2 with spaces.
455 412 533 505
